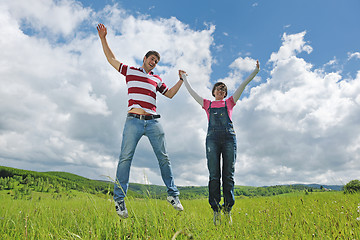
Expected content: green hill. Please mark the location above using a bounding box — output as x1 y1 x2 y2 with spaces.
0 165 336 199
0 165 112 194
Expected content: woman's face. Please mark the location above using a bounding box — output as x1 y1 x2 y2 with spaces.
214 86 226 100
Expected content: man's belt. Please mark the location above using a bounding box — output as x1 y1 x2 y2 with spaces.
127 113 161 120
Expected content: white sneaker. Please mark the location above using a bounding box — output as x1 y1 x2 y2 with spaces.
213 211 221 225
115 200 128 219
167 196 184 211
224 211 233 225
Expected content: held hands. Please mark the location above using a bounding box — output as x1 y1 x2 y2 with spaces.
178 70 187 79
97 23 107 39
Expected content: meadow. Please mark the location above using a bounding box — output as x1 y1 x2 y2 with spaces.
1 190 359 239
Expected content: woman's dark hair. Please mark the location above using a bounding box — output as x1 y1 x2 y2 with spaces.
212 82 227 98
145 50 160 62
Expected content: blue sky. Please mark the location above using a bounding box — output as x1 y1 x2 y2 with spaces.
84 0 360 81
1 0 360 187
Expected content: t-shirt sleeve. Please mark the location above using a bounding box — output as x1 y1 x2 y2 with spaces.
155 75 169 95
203 99 211 110
202 99 211 120
227 96 236 109
118 63 128 76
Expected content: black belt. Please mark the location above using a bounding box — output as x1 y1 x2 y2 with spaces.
128 113 161 120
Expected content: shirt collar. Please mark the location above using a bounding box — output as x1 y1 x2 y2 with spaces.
139 67 153 75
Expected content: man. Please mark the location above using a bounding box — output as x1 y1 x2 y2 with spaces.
97 23 184 218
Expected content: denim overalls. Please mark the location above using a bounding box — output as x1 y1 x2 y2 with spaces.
206 101 237 212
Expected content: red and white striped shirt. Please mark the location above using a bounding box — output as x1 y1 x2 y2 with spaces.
119 63 168 115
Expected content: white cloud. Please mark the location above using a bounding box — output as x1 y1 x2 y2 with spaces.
324 57 337 67
215 57 260 94
4 0 91 37
233 31 360 186
269 31 313 64
348 52 360 60
0 0 214 186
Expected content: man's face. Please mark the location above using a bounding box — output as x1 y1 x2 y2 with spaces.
143 55 159 73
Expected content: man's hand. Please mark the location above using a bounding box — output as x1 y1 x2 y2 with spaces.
97 23 107 39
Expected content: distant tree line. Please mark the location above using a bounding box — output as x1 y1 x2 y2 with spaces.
0 166 113 199
344 180 360 194
2 166 354 200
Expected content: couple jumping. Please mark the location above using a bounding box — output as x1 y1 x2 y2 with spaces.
97 23 259 225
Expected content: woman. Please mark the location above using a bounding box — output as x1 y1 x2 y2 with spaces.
180 60 259 225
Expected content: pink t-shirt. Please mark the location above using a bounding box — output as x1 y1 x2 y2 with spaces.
202 96 236 121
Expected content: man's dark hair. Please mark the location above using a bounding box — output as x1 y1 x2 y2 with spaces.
212 82 228 98
145 50 160 62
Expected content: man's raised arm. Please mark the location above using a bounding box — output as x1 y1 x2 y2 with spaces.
97 23 121 71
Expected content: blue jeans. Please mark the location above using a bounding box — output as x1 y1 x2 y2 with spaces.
206 129 236 212
113 115 179 201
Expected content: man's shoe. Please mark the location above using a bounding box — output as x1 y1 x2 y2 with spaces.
115 200 128 219
213 210 221 225
167 196 184 211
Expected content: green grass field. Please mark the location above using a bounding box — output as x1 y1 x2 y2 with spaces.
1 190 359 239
